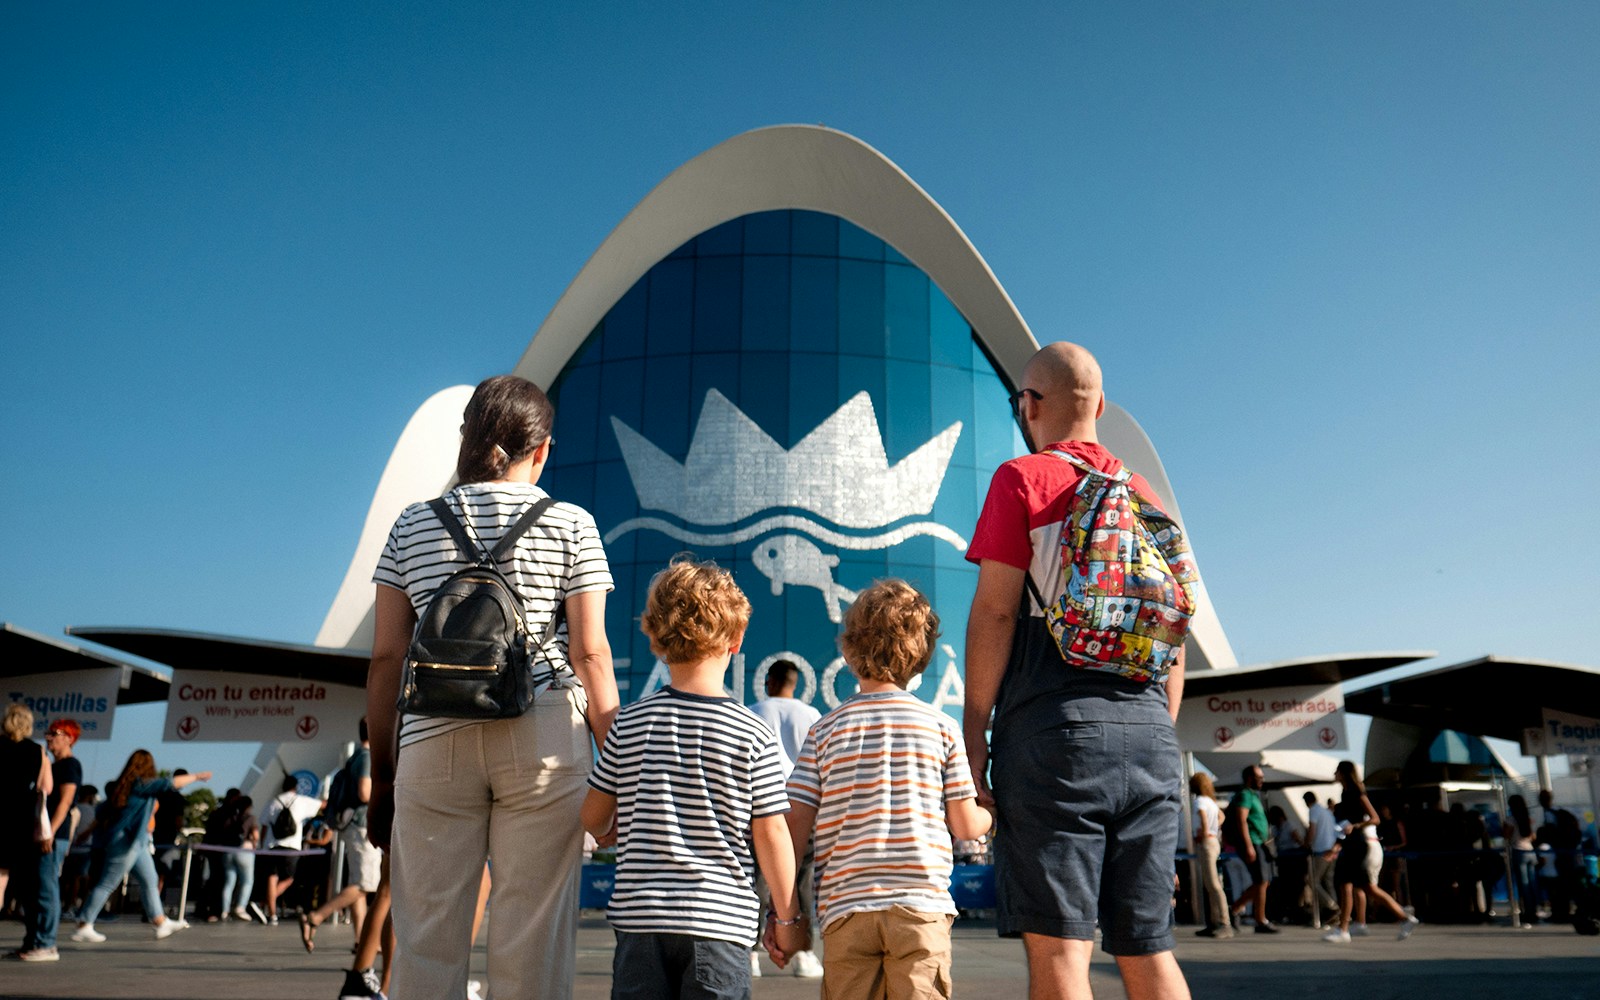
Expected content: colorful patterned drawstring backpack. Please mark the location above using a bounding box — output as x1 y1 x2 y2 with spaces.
1021 450 1200 684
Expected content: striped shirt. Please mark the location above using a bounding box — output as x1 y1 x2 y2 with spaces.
787 690 976 929
588 688 789 946
373 481 612 748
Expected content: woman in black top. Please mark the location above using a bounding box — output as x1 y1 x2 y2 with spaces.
1324 760 1418 942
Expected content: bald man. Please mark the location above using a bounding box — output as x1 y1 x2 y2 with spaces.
964 342 1190 1000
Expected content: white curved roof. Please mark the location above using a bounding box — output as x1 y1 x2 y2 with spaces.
320 125 1237 669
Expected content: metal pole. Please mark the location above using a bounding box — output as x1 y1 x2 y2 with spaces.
177 842 193 923
1497 781 1520 928
1537 754 1552 793
1182 751 1203 927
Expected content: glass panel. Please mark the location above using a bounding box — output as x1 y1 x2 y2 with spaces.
928 290 970 370
885 265 930 363
786 353 839 450
690 353 739 421
693 257 741 354
930 362 977 471
790 210 838 257
641 353 692 456
602 280 648 361
742 210 790 256
838 259 885 358
884 359 933 462
646 259 693 356
736 351 789 448
838 219 884 262
696 218 743 257
552 364 600 463
740 256 789 352
789 257 838 355
597 359 646 464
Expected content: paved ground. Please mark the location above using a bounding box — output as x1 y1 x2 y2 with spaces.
3 915 1597 999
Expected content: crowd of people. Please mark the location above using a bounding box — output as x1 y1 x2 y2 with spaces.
1186 764 1596 942
5 353 1595 1000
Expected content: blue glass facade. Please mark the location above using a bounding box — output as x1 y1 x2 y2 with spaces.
545 210 1022 718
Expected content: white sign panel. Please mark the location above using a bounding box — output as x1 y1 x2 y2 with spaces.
3 668 122 741
1179 683 1348 754
1541 708 1600 757
163 670 364 743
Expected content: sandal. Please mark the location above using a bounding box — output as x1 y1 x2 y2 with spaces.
298 912 316 953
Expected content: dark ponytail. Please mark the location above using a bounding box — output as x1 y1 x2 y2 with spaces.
456 375 555 485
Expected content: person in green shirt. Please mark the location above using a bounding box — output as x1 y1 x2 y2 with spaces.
1227 765 1279 933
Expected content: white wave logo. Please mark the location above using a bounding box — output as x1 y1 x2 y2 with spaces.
605 390 966 621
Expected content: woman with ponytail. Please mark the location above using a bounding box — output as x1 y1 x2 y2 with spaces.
71 750 209 943
367 374 618 999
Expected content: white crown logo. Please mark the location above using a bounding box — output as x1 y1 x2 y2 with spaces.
610 390 961 529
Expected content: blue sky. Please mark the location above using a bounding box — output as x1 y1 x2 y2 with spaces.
3 3 1597 784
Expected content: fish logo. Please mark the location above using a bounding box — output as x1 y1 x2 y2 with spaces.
606 390 966 618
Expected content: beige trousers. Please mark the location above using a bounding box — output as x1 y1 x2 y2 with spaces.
391 686 592 999
821 906 954 1000
1197 836 1229 928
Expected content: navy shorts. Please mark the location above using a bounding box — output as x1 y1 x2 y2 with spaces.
612 931 751 1000
992 719 1181 956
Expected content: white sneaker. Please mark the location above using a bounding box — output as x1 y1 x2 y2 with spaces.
1349 922 1369 937
791 949 823 978
154 918 183 940
72 924 106 943
18 947 60 962
466 979 485 1000
1397 915 1420 940
749 951 762 978
1322 928 1351 943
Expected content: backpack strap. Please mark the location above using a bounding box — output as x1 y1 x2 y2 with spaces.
489 496 559 562
1046 448 1131 483
1022 572 1048 615
427 498 489 564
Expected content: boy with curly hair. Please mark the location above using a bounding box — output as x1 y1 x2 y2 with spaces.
781 579 993 999
582 557 804 999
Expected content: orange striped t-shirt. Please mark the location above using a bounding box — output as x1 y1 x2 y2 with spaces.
786 690 976 929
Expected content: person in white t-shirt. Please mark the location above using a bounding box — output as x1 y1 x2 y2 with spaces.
751 660 822 777
1189 773 1232 938
262 775 320 924
749 659 824 978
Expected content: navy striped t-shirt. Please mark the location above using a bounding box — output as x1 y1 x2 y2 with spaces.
589 687 789 946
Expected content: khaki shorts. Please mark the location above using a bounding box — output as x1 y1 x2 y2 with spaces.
821 906 953 1000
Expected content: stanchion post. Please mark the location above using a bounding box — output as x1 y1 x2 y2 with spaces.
1182 751 1202 927
177 841 193 922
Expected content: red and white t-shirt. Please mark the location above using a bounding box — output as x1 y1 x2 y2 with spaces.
967 439 1160 610
966 438 1174 732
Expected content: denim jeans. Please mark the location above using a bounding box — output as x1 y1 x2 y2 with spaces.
221 849 255 912
22 837 69 950
79 839 164 926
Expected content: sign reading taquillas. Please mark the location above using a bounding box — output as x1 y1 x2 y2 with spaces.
162 669 364 743
5 668 122 740
1177 682 1348 754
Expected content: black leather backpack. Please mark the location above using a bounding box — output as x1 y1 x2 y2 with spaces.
398 496 566 719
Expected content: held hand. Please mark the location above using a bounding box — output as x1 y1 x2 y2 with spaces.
773 918 807 965
366 779 395 852
762 919 787 968
967 743 995 808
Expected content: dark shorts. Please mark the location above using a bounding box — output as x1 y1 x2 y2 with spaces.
262 853 298 882
612 931 751 1000
992 719 1180 956
1240 842 1276 885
